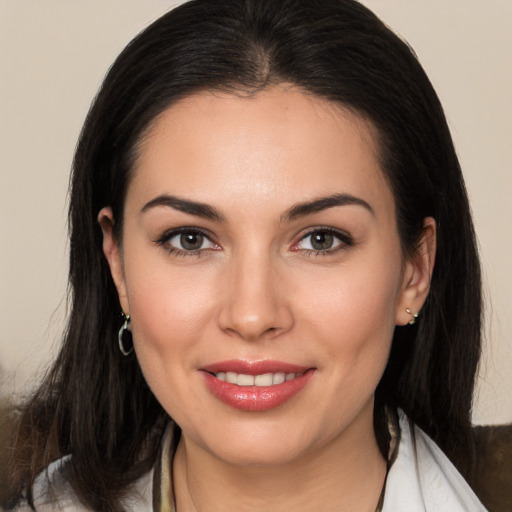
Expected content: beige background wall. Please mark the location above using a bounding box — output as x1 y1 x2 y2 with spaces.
0 0 510 424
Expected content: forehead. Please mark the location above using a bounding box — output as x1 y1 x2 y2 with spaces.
129 87 392 217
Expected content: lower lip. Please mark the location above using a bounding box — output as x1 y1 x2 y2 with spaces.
202 370 315 412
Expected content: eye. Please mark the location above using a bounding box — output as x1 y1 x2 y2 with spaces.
295 228 352 253
156 228 219 255
171 231 209 251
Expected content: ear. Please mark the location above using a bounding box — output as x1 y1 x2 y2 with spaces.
395 217 436 326
98 207 130 314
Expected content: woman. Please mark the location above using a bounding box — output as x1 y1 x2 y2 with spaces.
1 0 487 510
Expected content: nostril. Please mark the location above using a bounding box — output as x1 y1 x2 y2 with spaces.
217 294 294 341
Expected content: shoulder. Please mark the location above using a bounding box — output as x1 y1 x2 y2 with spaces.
10 457 154 512
9 457 81 512
382 410 487 512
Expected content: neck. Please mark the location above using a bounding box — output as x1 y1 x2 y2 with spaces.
173 403 387 512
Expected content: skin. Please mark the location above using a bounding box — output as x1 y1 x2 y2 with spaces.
100 87 435 511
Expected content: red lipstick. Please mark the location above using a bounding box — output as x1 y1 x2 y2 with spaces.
200 360 315 412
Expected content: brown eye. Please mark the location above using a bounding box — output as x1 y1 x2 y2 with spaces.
180 232 204 250
310 232 334 250
161 229 218 254
296 228 353 253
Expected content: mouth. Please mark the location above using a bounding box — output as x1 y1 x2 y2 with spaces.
211 371 305 386
200 360 315 412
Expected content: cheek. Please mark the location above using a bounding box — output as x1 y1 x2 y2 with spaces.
292 261 400 425
122 250 219 373
123 261 223 425
297 247 403 368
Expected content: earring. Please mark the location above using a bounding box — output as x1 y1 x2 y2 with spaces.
405 308 419 325
118 312 133 356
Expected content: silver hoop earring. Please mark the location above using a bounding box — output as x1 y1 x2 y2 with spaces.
405 308 419 325
118 313 133 356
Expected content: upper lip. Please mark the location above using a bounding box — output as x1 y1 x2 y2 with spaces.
201 360 312 375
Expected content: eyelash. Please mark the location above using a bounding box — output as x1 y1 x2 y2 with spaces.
154 226 354 258
154 227 218 257
294 227 354 256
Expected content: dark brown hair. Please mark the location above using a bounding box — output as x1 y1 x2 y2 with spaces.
2 0 481 510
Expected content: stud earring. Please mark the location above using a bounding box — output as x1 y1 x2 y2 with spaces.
405 308 419 325
118 312 133 356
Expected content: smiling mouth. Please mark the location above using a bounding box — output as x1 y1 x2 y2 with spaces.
201 362 315 411
211 371 305 386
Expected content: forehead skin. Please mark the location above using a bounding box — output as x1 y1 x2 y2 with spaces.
127 87 395 235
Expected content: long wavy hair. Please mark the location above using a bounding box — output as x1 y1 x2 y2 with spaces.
2 0 481 510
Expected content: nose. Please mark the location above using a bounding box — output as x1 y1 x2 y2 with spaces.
217 251 294 341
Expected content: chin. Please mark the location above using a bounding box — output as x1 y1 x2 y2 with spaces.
185 414 324 468
210 439 308 468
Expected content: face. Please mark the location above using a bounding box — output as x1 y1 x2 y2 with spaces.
101 87 433 468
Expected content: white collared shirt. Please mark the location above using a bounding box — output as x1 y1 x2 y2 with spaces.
381 410 487 511
17 410 487 511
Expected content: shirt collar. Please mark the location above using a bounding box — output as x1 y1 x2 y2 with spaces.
152 422 179 512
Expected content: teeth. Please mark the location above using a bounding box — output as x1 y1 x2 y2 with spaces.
215 371 300 386
226 372 237 384
273 372 286 385
237 374 255 386
254 373 273 386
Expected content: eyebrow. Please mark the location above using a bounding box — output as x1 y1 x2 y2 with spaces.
141 194 226 222
141 192 373 223
282 193 374 221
